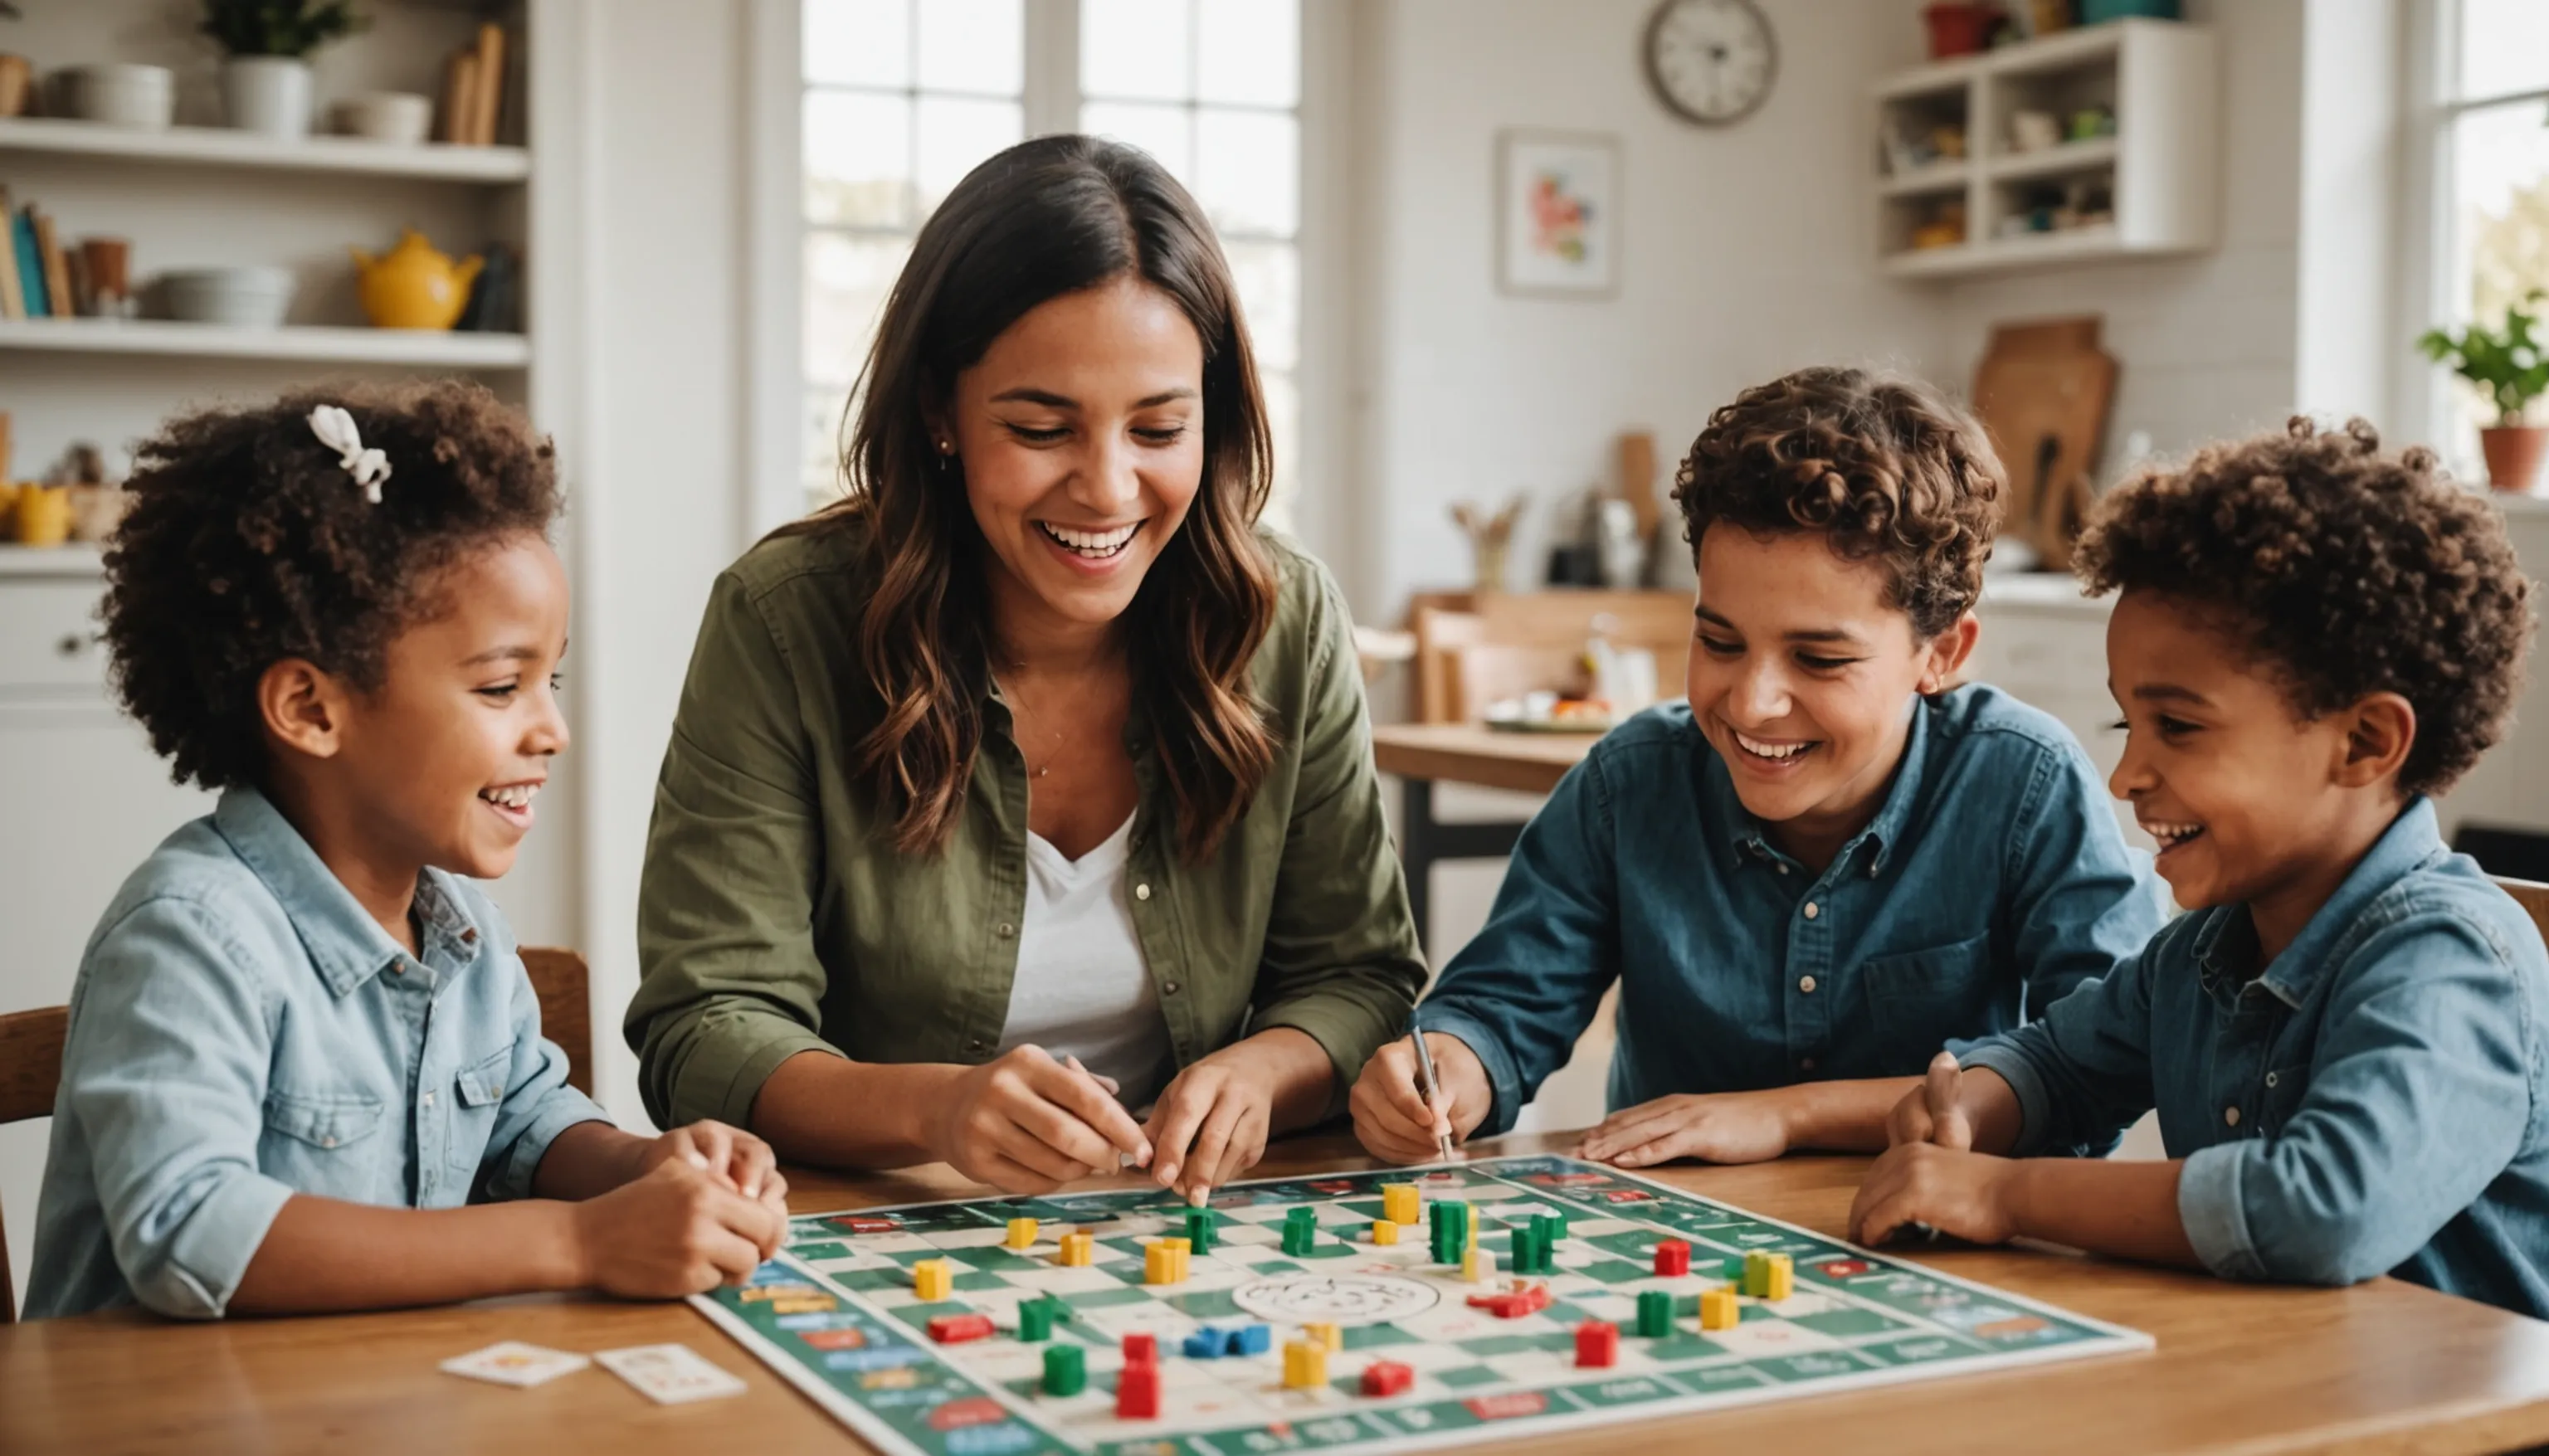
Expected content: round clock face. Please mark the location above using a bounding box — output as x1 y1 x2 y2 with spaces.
1644 0 1778 126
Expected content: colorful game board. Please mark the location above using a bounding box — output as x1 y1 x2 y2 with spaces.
692 1155 2150 1456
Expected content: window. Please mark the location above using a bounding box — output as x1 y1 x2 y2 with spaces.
2425 0 2549 469
797 0 1304 519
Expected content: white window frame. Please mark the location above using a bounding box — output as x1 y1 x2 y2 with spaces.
743 0 1342 564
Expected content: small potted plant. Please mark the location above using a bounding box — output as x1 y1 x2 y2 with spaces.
201 0 364 139
2420 292 2549 494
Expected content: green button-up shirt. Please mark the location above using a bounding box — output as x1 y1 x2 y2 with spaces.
626 523 1424 1132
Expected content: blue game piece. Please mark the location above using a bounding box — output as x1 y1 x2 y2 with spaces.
1233 1323 1270 1355
1182 1328 1227 1360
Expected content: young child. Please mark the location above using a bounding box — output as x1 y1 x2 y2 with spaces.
1853 419 2549 1318
1352 368 2166 1166
27 382 790 1320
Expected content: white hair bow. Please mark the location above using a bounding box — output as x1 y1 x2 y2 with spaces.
307 404 392 504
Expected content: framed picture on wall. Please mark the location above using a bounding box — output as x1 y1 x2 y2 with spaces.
1497 129 1621 297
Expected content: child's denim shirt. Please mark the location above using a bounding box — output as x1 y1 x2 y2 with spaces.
1966 800 2549 1317
26 787 607 1320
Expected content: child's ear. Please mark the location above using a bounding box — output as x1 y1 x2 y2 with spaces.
2333 692 2417 790
258 658 348 762
1916 612 1981 694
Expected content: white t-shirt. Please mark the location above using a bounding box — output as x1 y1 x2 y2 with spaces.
994 814 1173 1108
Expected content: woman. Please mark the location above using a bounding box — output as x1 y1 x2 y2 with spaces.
628 135 1422 1198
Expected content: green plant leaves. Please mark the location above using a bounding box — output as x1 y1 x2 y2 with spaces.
2421 290 2549 426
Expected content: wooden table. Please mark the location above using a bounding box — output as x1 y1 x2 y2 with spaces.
1371 723 1596 952
8 1132 2549 1456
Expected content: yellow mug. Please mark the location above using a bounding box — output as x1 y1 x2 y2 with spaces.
13 484 72 546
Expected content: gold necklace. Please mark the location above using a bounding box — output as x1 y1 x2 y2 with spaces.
998 664 1065 780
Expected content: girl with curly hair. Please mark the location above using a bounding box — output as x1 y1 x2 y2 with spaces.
1857 419 2549 1318
1354 366 2166 1166
28 382 788 1321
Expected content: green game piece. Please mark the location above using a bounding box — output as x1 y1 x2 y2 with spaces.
1282 1221 1315 1257
1636 1289 1675 1338
1019 1299 1055 1342
1041 1342 1086 1396
1509 1226 1533 1271
1184 1206 1219 1254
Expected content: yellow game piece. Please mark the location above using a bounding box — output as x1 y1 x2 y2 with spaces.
1382 1183 1421 1225
1303 1321 1343 1353
1057 1231 1094 1267
1144 1238 1192 1285
1700 1287 1741 1331
1005 1217 1039 1250
1763 1253 1794 1301
1460 1245 1495 1283
1282 1338 1329 1390
1372 1219 1400 1246
1465 1204 1480 1251
913 1258 953 1302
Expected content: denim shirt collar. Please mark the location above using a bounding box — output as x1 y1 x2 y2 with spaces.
212 786 483 998
2192 797 2444 1010
1701 697 1932 880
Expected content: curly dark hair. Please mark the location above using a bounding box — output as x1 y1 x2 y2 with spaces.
1672 366 2004 637
102 379 562 791
2074 417 2532 798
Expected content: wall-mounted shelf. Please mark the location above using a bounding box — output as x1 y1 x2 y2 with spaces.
1872 19 2216 281
0 319 530 368
0 544 104 578
0 117 529 183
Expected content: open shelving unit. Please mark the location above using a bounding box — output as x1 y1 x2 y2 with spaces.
0 116 530 182
0 317 529 367
1871 19 2217 280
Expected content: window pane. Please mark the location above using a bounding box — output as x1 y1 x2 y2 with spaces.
804 231 909 387
1257 368 1299 533
804 0 909 89
804 91 913 227
805 387 851 504
2459 0 2549 104
1196 108 1298 236
2444 100 2549 466
1224 240 1299 372
914 96 1023 214
1197 0 1298 107
1084 100 1194 186
1083 0 1193 102
918 0 1022 95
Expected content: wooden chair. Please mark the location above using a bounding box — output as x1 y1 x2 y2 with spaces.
2495 876 2549 951
0 1004 68 1324
0 949 589 1324
1411 592 1694 723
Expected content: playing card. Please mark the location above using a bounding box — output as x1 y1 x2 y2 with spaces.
438 1341 591 1389
593 1342 750 1405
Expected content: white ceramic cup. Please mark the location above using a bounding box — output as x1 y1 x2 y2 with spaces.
64 63 174 129
221 56 313 139
329 92 434 145
163 266 297 328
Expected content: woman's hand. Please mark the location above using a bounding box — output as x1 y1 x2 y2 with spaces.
1349 1033 1492 1165
1144 1030 1333 1200
923 1045 1153 1194
1847 1142 2021 1247
1573 1088 1796 1168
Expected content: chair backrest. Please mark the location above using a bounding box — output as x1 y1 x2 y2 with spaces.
2493 876 2549 952
519 947 594 1098
1413 595 1694 723
0 1004 69 1325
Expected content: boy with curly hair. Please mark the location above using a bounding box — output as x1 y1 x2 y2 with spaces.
28 382 788 1320
1854 419 2549 1317
1352 367 2166 1165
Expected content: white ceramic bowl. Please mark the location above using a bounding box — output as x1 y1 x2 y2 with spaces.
163 267 296 328
65 63 173 130
329 91 432 146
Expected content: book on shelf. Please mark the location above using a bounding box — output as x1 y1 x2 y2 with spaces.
32 209 69 319
471 23 505 148
436 25 509 146
0 186 21 321
440 51 478 144
12 207 46 319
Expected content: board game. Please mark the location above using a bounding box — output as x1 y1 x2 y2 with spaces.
692 1155 2150 1456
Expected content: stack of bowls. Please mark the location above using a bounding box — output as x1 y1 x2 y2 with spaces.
163 267 296 328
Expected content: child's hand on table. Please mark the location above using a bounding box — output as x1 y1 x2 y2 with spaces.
1847 1142 2021 1247
1350 1032 1491 1164
641 1118 791 1226
571 1155 790 1297
1573 1089 1796 1167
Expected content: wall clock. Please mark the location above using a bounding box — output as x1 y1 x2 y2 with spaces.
1642 0 1777 127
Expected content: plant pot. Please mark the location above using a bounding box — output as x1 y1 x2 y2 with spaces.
222 56 313 139
1923 3 2001 58
2481 425 2549 495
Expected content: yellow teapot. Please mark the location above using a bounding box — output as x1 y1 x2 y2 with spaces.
351 229 482 331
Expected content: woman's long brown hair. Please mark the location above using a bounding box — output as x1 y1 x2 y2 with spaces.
792 134 1279 861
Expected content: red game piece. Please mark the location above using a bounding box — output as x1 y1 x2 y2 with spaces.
1360 1360 1416 1396
1465 1281 1553 1319
1654 1238 1691 1277
1114 1360 1162 1419
1121 1332 1158 1366
1575 1319 1619 1368
926 1312 995 1344
1818 1259 1872 1278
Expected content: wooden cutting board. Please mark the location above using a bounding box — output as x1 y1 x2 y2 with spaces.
1971 316 2117 572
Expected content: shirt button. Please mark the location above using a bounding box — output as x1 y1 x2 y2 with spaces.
320 1136 337 1149
997 922 1016 938
422 1090 436 1108
1802 902 1820 921
2224 1106 2242 1127
968 1037 988 1053
1798 975 1818 994
1135 884 1152 901
1775 864 1788 876
1162 981 1180 996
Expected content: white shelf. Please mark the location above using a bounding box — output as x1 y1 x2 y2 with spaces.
1878 159 1972 198
0 118 529 183
0 543 104 578
1986 137 2120 183
0 319 530 368
1881 226 2159 279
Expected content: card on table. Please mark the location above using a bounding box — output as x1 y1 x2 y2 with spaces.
594 1342 749 1405
438 1341 592 1389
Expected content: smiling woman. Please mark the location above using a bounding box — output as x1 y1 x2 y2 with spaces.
628 135 1423 1199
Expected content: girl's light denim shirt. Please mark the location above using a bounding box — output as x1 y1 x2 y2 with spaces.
26 787 606 1320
